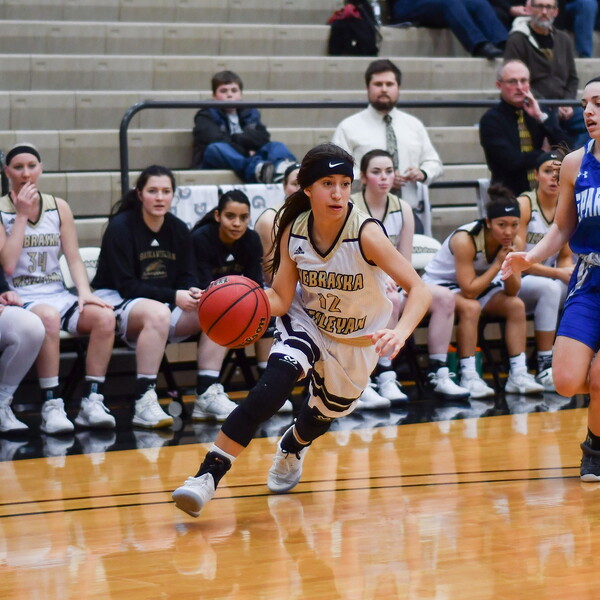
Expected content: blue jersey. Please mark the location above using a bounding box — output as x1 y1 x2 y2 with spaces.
558 141 600 349
571 140 600 256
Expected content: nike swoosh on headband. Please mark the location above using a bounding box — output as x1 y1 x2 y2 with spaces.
329 162 344 168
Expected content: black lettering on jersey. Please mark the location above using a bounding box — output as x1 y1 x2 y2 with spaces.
12 272 63 287
306 308 366 335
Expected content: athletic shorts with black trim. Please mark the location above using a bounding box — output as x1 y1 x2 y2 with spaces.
436 278 503 309
22 289 81 334
271 296 379 419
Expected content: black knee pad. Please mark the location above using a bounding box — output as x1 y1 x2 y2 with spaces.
294 404 333 444
221 353 303 447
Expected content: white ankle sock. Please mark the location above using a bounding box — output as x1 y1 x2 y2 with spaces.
210 444 236 463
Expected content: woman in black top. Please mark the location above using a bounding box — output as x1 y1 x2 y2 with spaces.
92 165 201 429
190 190 264 421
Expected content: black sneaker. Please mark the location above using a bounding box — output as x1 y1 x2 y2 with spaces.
580 441 600 481
472 42 503 60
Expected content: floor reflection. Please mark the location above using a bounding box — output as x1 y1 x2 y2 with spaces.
0 393 597 599
0 389 589 462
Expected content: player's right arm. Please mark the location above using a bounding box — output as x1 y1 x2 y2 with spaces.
254 208 277 286
502 150 581 279
266 224 298 316
0 183 36 274
516 190 572 281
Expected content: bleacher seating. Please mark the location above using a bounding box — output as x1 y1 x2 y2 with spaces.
1 0 591 394
0 126 486 170
0 0 531 245
2 3 594 243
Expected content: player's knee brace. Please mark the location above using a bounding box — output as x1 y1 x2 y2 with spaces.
221 353 303 447
294 404 333 444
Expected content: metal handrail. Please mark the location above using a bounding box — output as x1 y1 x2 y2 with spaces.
119 98 579 195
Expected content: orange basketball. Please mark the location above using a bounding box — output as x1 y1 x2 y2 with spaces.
198 275 271 348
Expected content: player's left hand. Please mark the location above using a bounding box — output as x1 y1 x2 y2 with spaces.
369 328 407 359
78 291 113 312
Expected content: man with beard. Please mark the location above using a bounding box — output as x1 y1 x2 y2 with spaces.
331 59 443 212
504 0 587 148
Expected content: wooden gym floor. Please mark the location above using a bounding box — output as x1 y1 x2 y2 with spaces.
1 388 599 599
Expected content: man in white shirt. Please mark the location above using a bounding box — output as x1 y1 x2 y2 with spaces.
332 59 443 211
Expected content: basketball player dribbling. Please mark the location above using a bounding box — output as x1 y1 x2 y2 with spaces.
172 143 432 518
502 76 600 481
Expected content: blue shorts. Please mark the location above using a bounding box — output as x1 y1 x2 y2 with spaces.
557 288 600 351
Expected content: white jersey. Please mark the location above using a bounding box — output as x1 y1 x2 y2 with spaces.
289 204 392 344
521 190 558 267
424 220 499 287
0 192 65 300
351 191 405 249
